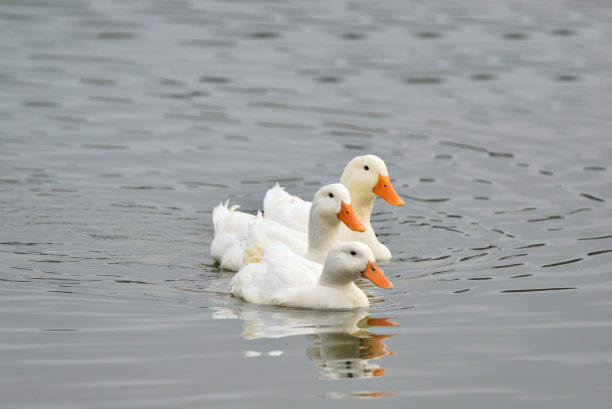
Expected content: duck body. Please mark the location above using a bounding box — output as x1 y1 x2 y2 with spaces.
263 155 404 260
229 241 322 305
230 241 393 310
273 281 370 310
211 184 364 271
210 202 307 271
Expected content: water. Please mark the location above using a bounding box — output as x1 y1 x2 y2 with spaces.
1 0 612 407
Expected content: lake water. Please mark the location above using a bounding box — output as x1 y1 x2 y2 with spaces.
1 0 611 408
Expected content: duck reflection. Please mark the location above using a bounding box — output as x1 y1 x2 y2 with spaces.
306 332 395 379
212 307 397 379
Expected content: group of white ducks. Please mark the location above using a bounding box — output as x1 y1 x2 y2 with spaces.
210 154 405 310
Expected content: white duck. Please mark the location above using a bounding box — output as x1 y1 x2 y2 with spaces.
230 241 394 309
210 183 365 271
263 154 405 260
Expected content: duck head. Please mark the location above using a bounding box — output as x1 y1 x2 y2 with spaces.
339 154 405 206
311 183 365 232
320 242 394 289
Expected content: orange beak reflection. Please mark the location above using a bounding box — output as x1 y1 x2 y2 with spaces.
361 261 394 289
371 369 387 378
366 317 399 327
337 200 366 232
372 174 405 206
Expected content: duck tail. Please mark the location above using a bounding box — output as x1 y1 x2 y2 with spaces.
212 200 240 232
263 182 290 215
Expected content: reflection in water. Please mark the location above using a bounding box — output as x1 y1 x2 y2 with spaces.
213 307 397 379
306 332 395 379
318 391 398 399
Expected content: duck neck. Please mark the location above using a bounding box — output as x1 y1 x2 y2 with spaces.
350 191 376 228
306 209 340 263
317 263 350 288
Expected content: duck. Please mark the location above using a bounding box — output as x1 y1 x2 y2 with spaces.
230 241 394 309
210 183 365 271
263 154 405 260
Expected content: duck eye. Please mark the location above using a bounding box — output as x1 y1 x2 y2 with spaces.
364 165 369 171
350 251 356 256
328 192 334 198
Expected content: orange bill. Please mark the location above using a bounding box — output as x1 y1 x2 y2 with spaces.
337 200 366 232
361 260 394 289
372 174 405 206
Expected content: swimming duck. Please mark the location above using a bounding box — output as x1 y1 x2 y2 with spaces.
230 241 393 309
210 183 365 271
263 154 405 259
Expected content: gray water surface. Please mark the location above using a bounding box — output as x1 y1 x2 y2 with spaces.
1 0 612 408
